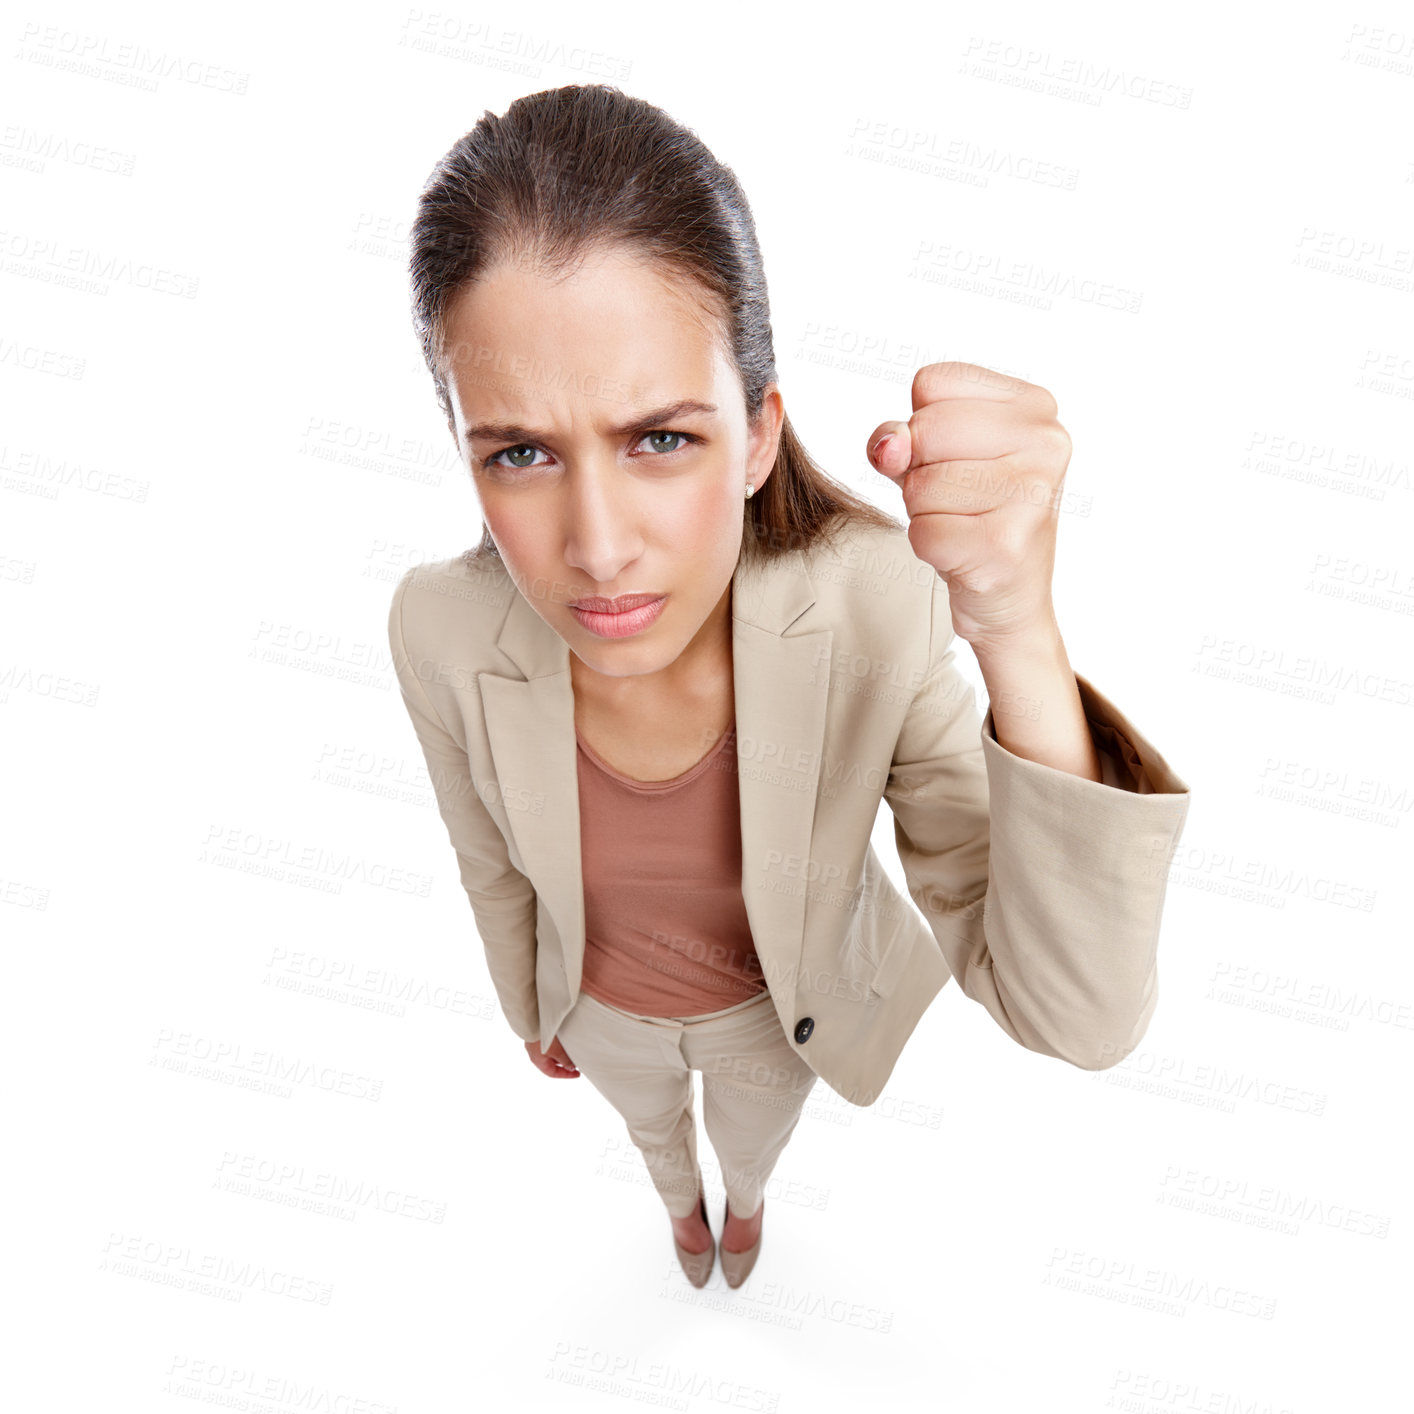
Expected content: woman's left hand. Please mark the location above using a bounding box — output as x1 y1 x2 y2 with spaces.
866 361 1072 652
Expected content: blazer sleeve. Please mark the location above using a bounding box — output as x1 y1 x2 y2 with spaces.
387 571 542 1045
884 579 1192 1070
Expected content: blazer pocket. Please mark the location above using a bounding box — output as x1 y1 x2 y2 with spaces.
867 929 915 1000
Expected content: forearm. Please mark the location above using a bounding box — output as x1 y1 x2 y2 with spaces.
971 607 1104 783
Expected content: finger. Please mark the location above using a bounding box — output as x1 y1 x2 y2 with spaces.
905 504 996 575
906 399 1042 473
899 450 1053 518
910 361 1033 411
870 400 1034 488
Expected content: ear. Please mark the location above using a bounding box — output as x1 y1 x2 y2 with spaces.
747 383 786 492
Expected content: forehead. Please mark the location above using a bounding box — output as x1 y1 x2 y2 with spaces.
440 248 731 425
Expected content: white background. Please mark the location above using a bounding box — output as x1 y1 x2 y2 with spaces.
5 2 1410 1410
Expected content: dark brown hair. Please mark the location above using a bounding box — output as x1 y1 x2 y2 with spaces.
408 83 902 568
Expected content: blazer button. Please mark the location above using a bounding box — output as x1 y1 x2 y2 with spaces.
793 1016 815 1044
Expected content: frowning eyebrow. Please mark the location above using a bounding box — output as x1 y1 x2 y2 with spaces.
463 399 719 445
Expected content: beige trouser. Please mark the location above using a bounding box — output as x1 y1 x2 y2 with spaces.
555 985 819 1221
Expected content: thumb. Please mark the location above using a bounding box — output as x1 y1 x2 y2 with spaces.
868 420 913 480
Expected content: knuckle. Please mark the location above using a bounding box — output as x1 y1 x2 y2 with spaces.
1033 421 1070 464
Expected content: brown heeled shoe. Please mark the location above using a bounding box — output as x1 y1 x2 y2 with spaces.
672 1190 716 1288
719 1196 763 1289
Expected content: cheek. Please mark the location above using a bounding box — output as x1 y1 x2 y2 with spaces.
476 511 543 584
660 475 740 544
477 487 532 545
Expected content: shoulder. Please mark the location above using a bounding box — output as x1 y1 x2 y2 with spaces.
387 548 518 665
805 518 928 585
797 519 945 654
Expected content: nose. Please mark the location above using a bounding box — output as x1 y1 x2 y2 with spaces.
560 457 644 588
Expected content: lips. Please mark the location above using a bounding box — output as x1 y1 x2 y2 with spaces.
571 593 664 613
569 594 668 640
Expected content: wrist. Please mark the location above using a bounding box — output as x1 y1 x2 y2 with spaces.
967 605 1063 671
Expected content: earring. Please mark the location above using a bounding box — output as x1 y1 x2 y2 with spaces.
745 482 754 499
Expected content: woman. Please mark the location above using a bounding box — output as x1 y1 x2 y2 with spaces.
389 84 1192 1291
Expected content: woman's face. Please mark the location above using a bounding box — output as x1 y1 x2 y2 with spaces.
440 245 784 686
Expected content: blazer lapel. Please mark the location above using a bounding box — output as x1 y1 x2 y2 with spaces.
476 550 833 1003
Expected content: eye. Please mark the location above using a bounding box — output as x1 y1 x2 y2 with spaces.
637 430 699 456
482 443 548 471
480 430 700 472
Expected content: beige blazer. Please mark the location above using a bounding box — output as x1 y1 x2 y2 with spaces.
387 521 1192 1107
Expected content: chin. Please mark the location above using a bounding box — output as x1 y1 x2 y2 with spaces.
572 626 681 675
